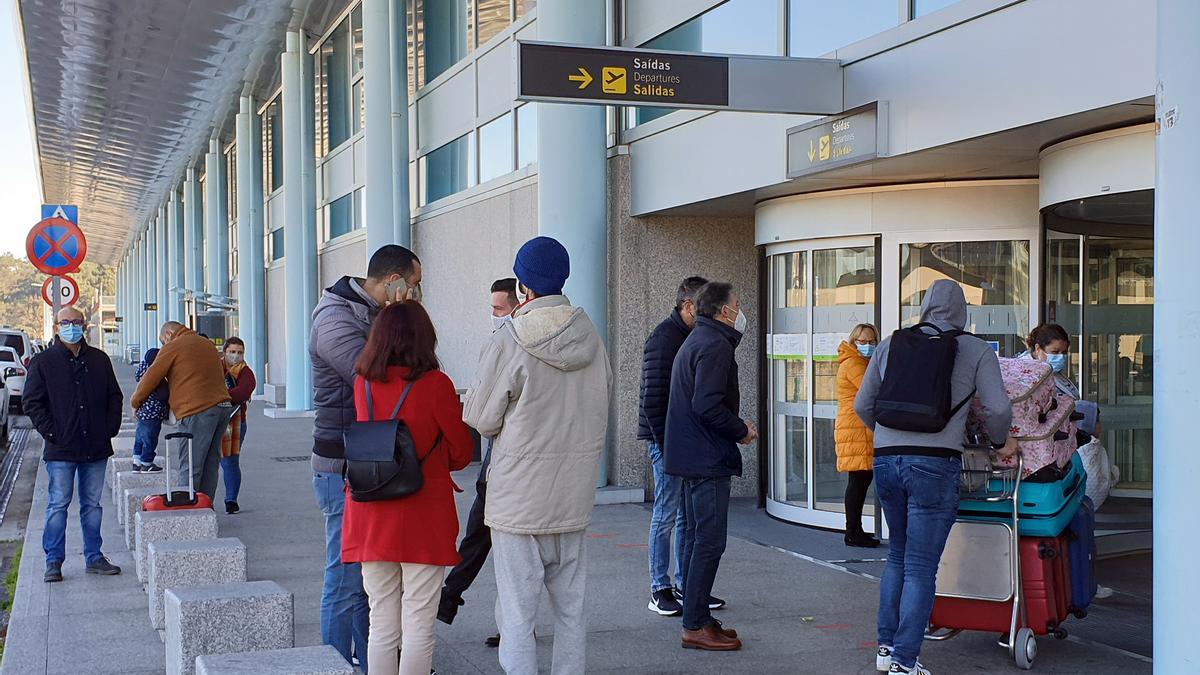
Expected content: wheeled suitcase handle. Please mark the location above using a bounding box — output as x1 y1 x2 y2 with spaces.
164 432 193 441
1037 397 1060 424
163 431 197 506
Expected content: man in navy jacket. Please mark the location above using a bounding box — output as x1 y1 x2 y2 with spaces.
23 307 124 582
638 276 706 617
664 281 757 651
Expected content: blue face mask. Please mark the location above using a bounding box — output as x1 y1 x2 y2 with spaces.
1046 353 1067 373
856 343 876 358
59 324 84 344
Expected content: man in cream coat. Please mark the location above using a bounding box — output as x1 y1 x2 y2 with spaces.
464 236 612 675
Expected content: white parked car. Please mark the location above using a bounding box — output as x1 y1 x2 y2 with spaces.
0 353 11 446
0 346 26 416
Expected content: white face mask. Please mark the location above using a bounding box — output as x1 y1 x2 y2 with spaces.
226 352 244 365
491 315 508 330
723 305 747 333
516 283 528 305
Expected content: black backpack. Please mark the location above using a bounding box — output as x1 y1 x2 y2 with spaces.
873 322 975 433
343 380 441 502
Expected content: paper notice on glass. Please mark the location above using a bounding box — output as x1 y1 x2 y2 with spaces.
771 333 808 360
813 333 843 359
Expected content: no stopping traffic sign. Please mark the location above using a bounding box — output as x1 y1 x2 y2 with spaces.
42 276 79 307
27 217 87 275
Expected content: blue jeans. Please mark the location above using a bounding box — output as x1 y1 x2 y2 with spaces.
874 454 961 669
313 471 370 671
679 476 731 631
133 417 162 465
43 459 108 565
221 423 246 503
647 442 686 592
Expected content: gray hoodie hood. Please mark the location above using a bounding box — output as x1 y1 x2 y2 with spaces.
509 295 601 372
920 279 968 331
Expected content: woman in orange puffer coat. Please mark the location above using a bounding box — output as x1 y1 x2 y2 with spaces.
836 323 880 548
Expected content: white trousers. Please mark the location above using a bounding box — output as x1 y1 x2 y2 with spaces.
360 561 445 675
491 530 587 675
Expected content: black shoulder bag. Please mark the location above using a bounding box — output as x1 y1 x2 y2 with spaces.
343 380 441 502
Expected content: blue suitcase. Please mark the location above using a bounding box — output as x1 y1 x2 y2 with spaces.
1065 496 1098 617
957 453 1086 537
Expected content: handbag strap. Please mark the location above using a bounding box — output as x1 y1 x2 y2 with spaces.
363 379 416 422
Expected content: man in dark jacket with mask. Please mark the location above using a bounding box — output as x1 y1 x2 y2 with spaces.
664 281 757 651
638 276 706 617
308 244 422 670
23 307 124 583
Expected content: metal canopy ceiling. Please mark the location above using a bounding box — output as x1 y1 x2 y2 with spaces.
16 0 307 265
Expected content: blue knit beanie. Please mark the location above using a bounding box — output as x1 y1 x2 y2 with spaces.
513 236 570 296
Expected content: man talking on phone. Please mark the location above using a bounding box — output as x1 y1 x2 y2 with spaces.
308 244 422 671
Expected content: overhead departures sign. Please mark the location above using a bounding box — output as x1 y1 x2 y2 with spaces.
519 41 729 108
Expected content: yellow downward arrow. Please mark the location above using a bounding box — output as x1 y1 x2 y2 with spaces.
807 139 817 162
568 67 593 90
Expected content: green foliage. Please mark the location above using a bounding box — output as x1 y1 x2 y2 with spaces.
1 544 20 614
0 254 115 339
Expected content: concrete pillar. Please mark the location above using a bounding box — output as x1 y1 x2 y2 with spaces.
166 188 185 321
117 259 125 355
144 221 158 350
282 28 318 409
205 136 230 297
389 0 411 246
156 205 169 333
363 0 395 252
236 95 267 394
134 230 145 350
1155 0 1199 668
183 165 203 322
537 0 609 485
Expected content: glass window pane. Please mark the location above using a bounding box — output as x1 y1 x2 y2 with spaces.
423 134 471 204
408 0 424 93
226 148 237 223
517 103 537 168
912 0 960 18
515 0 535 19
325 19 352 150
327 193 355 239
899 240 1030 356
476 0 511 46
314 49 326 157
479 112 514 183
422 0 470 83
770 251 808 505
789 0 898 57
352 5 364 73
270 228 284 261
352 80 364 134
267 100 283 192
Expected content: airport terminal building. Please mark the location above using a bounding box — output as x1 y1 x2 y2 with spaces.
19 0 1162 531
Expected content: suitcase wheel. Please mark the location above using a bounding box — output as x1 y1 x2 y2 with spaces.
1053 627 1069 641
1015 627 1036 670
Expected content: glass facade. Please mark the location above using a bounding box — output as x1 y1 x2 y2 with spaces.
262 98 283 193
476 0 511 46
409 0 528 94
325 189 364 240
420 134 473 205
516 103 537 168
269 227 284 262
316 10 364 157
912 0 961 18
478 112 513 183
226 145 238 279
789 0 899 57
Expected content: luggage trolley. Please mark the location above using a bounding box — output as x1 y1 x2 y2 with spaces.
925 448 1040 670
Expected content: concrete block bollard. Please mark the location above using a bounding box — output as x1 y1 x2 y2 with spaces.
194 646 352 675
123 487 164 549
165 581 294 675
134 509 218 583
112 470 166 508
113 435 135 455
148 538 247 630
107 457 135 488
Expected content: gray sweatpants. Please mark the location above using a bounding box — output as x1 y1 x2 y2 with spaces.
175 404 229 499
492 530 587 675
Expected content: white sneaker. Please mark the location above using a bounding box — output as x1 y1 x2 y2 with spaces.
1095 585 1114 599
876 645 893 672
890 661 931 675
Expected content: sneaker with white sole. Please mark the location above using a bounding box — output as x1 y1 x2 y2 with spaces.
890 661 931 675
648 588 682 616
876 645 893 672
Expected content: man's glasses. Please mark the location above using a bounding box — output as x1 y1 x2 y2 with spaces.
58 319 85 327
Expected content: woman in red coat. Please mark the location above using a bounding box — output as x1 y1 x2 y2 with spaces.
341 301 474 675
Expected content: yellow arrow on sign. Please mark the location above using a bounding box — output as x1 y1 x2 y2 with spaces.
568 67 593 90
807 138 817 162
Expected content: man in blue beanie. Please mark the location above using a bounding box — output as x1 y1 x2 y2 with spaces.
464 236 612 675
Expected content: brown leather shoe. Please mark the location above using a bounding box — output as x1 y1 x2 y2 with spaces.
712 618 738 638
682 621 743 651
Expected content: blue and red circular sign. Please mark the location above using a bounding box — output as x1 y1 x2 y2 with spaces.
27 217 87 275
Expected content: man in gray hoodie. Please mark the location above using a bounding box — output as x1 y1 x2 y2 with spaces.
854 279 1016 675
464 237 611 675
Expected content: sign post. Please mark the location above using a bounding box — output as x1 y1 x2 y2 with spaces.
516 41 842 115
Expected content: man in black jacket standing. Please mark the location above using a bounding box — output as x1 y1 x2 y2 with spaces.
23 307 124 582
664 281 757 651
639 276 706 617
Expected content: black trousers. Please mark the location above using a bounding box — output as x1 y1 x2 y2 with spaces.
438 473 491 624
844 469 874 534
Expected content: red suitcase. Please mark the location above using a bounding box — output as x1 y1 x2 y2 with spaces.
930 536 1071 637
142 431 214 511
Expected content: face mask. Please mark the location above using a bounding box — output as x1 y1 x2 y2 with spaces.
1046 353 1067 373
226 353 244 365
857 343 876 358
516 283 528 305
59 324 84 344
725 307 747 333
491 315 508 330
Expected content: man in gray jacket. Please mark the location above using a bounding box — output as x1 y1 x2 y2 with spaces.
308 244 422 672
854 279 1016 675
464 237 611 675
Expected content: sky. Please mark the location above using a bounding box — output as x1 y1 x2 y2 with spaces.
0 1 45 258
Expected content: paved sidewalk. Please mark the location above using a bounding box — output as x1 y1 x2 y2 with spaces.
1 365 1153 674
